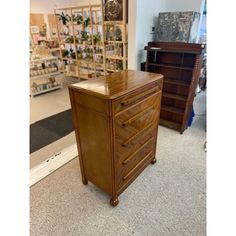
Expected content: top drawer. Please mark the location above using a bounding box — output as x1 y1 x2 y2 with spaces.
112 80 162 114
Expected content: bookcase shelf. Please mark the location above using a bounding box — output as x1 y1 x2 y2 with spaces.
144 41 205 133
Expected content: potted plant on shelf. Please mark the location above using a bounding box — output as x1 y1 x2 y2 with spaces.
83 17 90 27
72 14 83 25
93 33 101 45
77 47 83 59
61 49 69 58
56 12 71 25
116 60 123 71
81 31 89 42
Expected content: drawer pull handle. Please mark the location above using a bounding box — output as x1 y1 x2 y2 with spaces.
122 106 155 127
122 138 153 165
120 87 159 108
122 152 153 181
122 122 155 147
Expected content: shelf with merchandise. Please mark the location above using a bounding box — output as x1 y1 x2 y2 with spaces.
30 45 64 96
54 4 106 79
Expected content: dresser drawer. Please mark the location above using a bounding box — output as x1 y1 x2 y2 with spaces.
115 122 157 165
118 149 155 194
116 137 155 185
112 80 162 114
115 91 161 145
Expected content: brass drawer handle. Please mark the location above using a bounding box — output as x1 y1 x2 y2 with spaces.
122 138 153 165
120 87 159 107
122 151 153 181
122 122 154 147
122 106 155 127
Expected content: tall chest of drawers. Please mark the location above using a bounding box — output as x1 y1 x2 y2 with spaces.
69 70 163 206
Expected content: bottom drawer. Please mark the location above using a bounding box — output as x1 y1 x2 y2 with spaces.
117 150 154 194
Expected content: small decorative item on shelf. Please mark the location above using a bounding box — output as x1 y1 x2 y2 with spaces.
56 12 71 25
72 14 83 25
61 49 69 58
77 47 83 59
104 0 123 21
80 31 89 42
65 36 78 44
93 32 101 45
116 60 123 70
70 51 76 59
83 17 90 27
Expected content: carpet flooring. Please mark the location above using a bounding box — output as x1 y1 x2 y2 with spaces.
30 91 206 236
30 109 73 153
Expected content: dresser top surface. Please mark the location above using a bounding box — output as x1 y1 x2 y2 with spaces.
69 70 163 99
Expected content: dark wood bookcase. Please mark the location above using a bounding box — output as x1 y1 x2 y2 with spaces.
144 41 205 134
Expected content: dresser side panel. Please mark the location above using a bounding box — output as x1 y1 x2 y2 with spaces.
72 93 113 196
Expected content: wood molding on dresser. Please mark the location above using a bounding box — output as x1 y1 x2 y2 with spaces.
69 70 163 206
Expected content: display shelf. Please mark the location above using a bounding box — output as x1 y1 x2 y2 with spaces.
162 92 187 102
161 105 184 115
146 63 194 71
66 73 78 77
103 21 123 25
106 56 124 60
164 78 190 86
102 0 128 74
54 0 128 78
159 119 181 131
145 41 205 133
50 47 61 52
30 53 64 97
54 3 106 79
30 71 63 80
30 56 57 62
31 84 62 97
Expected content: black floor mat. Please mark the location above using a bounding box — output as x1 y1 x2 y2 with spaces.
30 109 74 154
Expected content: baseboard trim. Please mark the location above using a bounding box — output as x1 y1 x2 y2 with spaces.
30 143 78 186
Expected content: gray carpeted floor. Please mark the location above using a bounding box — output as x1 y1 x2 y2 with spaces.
30 91 206 236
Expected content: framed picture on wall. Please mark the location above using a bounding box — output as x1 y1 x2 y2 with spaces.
104 0 123 21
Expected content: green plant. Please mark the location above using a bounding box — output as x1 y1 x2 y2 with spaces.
65 36 78 44
72 14 83 25
93 33 101 45
83 17 90 27
56 12 71 25
116 61 123 70
80 31 89 41
61 49 69 58
71 52 76 59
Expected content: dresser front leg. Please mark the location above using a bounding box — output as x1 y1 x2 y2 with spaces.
151 158 157 164
110 197 119 207
79 156 88 185
82 178 88 185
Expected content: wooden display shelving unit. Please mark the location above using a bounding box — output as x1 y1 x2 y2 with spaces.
102 0 128 74
54 1 128 79
54 4 106 80
144 42 205 134
30 56 64 97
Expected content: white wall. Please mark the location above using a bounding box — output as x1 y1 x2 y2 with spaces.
30 0 99 14
165 0 205 42
128 0 166 70
165 0 204 13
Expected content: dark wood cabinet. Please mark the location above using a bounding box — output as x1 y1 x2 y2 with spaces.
69 70 163 206
144 42 205 133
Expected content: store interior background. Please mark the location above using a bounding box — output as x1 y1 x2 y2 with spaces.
30 0 206 173
3 0 236 235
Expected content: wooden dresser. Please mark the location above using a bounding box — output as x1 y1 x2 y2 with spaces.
69 70 163 206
